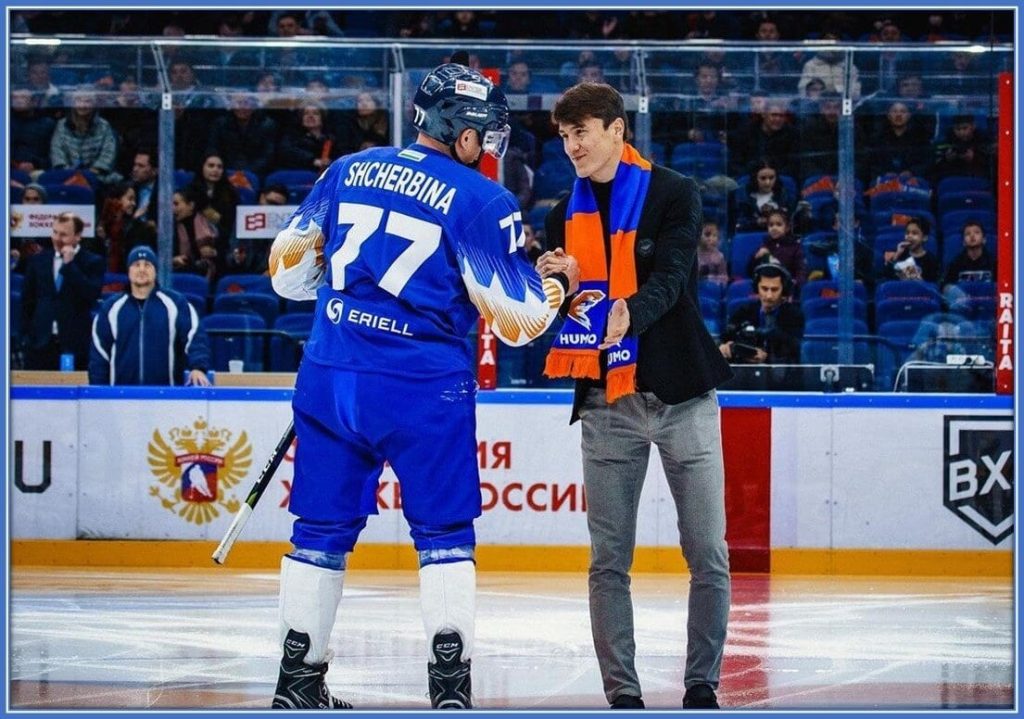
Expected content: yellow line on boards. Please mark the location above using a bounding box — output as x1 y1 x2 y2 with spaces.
9 541 1012 577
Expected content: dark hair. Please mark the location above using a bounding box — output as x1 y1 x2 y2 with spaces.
961 220 985 237
906 215 931 237
552 82 628 136
107 180 134 201
55 212 85 235
753 261 793 294
263 183 289 199
745 158 784 197
134 148 156 167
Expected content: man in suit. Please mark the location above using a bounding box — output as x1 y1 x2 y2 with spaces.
538 82 733 710
20 212 104 370
719 263 805 364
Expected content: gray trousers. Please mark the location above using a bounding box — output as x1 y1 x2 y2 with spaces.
580 388 731 702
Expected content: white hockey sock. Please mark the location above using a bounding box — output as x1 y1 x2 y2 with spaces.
419 560 475 662
278 555 345 665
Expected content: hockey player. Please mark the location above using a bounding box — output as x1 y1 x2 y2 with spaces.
267 62 580 710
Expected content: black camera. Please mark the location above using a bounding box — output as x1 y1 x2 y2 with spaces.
731 323 764 362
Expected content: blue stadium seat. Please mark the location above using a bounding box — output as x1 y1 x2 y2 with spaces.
937 176 990 199
800 279 867 303
875 297 942 326
215 274 274 295
10 273 24 294
874 280 941 304
11 169 31 186
182 292 207 317
213 291 280 327
725 279 755 303
10 185 23 204
265 169 319 187
698 280 725 302
804 317 870 335
527 204 552 232
288 185 313 204
173 170 195 190
938 191 994 214
37 168 100 191
532 160 575 202
43 184 95 204
201 312 267 372
227 169 259 192
270 313 315 371
171 273 211 298
949 296 996 323
939 210 995 242
870 190 931 214
801 297 867 321
724 296 755 322
728 232 767 278
800 337 873 365
284 298 316 314
236 186 257 204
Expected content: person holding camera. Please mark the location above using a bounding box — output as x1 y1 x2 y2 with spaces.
719 263 805 364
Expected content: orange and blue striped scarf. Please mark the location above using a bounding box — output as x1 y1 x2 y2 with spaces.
544 143 651 404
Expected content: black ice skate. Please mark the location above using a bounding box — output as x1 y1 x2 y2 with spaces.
427 631 472 709
272 629 352 709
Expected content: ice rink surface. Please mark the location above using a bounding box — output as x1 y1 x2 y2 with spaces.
9 568 1014 711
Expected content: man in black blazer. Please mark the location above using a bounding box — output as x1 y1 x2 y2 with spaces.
538 82 732 710
20 212 104 370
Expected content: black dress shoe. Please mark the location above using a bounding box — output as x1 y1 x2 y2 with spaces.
610 694 645 709
682 683 719 709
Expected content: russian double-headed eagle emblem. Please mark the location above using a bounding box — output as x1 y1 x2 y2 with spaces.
148 418 252 525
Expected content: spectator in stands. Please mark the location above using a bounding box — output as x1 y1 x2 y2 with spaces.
267 10 344 37
751 17 800 94
733 159 795 232
19 211 104 370
864 18 919 96
942 221 996 287
206 93 278 179
520 221 544 263
168 59 219 110
277 103 339 172
103 74 157 176
503 59 534 94
89 245 212 386
565 10 620 40
129 150 159 225
95 181 157 273
931 51 991 100
185 153 239 246
883 216 940 282
172 187 221 284
26 56 61 107
932 114 992 180
436 10 492 39
685 10 741 39
336 90 389 154
698 220 729 285
21 183 47 204
11 184 47 272
864 100 933 183
746 208 807 289
797 92 869 181
728 97 799 178
680 61 734 144
49 88 123 185
805 212 876 291
798 30 862 100
11 85 56 175
719 262 804 364
577 59 606 85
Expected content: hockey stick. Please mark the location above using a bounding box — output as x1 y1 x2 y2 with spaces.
212 421 296 565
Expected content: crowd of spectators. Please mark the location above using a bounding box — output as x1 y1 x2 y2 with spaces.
9 9 1009 386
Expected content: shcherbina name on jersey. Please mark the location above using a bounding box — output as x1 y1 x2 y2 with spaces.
344 159 457 215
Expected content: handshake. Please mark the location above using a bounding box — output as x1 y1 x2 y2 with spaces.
535 248 581 295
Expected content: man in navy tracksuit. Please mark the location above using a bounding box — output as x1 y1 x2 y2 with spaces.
89 246 213 386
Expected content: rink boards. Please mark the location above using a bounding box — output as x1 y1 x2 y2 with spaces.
9 387 1014 575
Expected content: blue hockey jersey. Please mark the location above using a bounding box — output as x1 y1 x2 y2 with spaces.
269 143 566 377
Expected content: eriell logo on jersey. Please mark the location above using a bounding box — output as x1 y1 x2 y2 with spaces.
325 296 414 337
